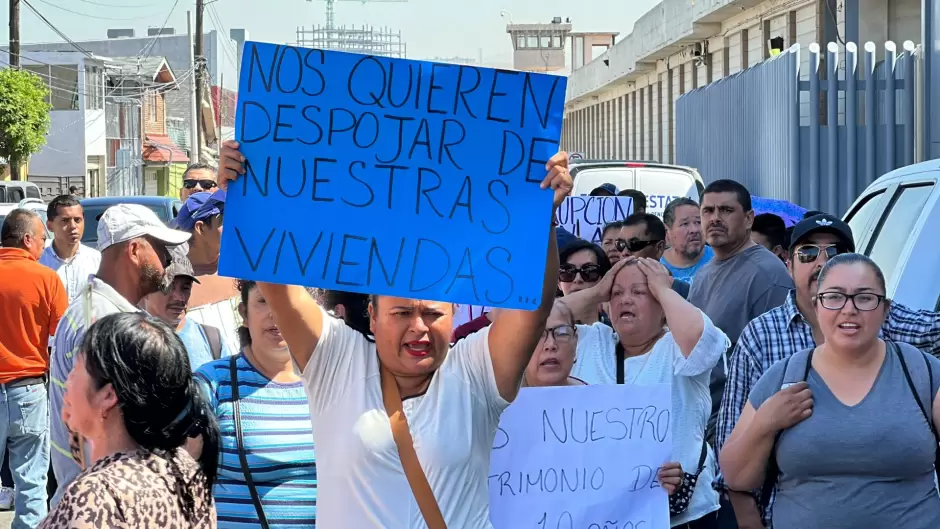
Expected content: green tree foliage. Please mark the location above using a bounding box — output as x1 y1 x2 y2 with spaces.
0 68 51 177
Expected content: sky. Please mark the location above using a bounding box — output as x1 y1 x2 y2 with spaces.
3 0 660 70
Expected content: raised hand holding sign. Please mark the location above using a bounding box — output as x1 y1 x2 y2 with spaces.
219 43 568 310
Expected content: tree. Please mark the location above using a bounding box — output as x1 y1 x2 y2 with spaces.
0 68 51 180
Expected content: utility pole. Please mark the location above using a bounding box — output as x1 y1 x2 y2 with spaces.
194 0 204 163
9 0 19 67
9 0 20 179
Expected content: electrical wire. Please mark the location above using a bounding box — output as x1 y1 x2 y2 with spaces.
207 3 239 69
21 0 94 59
75 0 159 7
31 0 162 21
137 0 182 59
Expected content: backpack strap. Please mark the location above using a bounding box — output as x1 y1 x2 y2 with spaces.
892 341 939 443
759 348 814 508
199 323 223 361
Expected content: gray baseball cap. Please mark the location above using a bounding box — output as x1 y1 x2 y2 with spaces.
166 245 200 283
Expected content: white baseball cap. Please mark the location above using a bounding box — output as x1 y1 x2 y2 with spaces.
97 203 191 252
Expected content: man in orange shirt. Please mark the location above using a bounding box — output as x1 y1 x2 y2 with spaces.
0 208 68 526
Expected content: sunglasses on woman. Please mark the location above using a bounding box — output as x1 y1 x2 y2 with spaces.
796 244 845 263
182 179 218 190
559 263 602 283
615 238 662 253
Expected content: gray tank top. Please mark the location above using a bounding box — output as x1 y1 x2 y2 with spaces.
749 343 940 529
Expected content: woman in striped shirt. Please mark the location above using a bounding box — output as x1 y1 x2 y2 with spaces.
196 279 317 528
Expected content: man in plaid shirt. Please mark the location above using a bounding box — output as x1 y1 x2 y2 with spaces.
715 213 940 529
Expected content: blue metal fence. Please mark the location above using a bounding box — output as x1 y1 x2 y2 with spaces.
676 42 920 215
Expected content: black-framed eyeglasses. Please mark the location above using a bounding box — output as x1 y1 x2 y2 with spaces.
539 324 577 342
796 244 845 264
182 179 218 190
816 292 885 311
559 263 602 283
616 238 662 253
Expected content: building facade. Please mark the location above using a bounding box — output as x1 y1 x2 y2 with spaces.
0 50 107 197
562 0 921 167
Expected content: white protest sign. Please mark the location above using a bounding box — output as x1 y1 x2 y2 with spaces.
489 384 672 529
554 196 634 244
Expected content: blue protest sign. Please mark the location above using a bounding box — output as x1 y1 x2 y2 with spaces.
220 42 567 309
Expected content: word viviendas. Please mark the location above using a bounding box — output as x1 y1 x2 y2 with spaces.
220 42 567 309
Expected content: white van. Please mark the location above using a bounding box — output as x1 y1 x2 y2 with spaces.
569 160 706 216
843 160 940 311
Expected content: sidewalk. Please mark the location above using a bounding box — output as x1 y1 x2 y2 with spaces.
0 511 11 527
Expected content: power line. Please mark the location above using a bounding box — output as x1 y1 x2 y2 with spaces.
75 0 159 7
21 0 94 58
31 0 162 21
137 0 182 59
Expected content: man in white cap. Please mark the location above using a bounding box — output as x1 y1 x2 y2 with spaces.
48 204 190 506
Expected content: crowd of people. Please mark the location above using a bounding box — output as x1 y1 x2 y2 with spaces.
0 137 939 529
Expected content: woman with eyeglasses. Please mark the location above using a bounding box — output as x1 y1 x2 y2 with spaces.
558 240 612 325
522 300 586 388
519 299 687 497
720 254 940 529
561 257 729 528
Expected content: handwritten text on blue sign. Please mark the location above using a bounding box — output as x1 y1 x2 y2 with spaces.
489 384 672 529
219 42 567 309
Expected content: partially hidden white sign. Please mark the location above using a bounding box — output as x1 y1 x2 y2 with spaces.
555 196 634 244
489 384 671 529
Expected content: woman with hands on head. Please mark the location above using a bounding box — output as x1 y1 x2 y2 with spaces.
719 254 940 529
560 256 730 528
218 139 571 528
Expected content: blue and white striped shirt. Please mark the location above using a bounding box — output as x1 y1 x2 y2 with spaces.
196 353 317 528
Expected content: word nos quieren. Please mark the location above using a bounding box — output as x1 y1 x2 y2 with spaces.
239 44 562 183
231 225 523 306
242 43 564 133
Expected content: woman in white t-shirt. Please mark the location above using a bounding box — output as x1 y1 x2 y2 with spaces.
219 141 572 528
562 257 729 529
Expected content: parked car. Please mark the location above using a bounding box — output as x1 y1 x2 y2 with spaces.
0 198 53 247
569 160 705 216
80 196 183 246
0 181 41 203
843 160 940 311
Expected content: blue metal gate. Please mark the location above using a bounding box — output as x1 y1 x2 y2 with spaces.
676 42 920 215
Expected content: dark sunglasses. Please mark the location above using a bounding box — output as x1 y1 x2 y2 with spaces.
796 244 845 263
616 238 662 253
182 179 218 190
559 263 602 283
